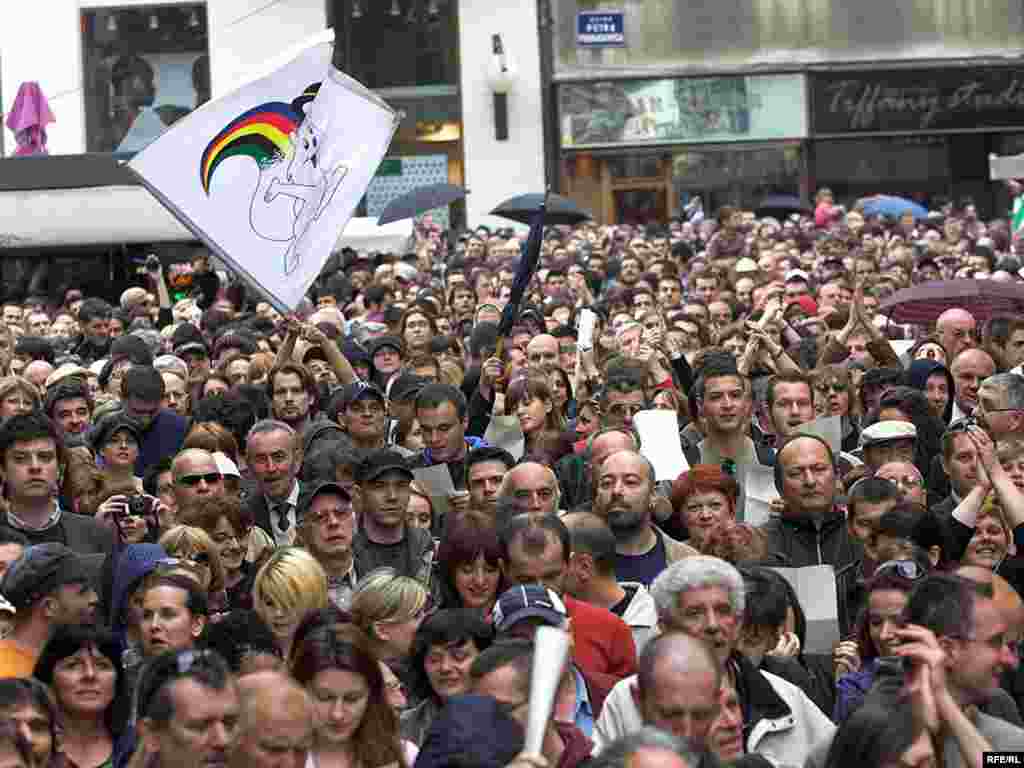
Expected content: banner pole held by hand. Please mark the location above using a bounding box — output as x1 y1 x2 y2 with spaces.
525 626 570 755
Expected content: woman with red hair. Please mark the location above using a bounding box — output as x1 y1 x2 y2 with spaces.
671 464 741 551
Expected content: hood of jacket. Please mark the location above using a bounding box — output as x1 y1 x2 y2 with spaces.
905 359 954 424
109 543 167 644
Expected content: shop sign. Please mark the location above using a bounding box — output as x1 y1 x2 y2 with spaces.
577 11 626 48
559 74 806 149
812 68 1024 134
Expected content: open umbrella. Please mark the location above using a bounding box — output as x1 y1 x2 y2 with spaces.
491 193 591 226
878 279 1024 325
755 194 811 219
859 195 929 220
377 182 467 225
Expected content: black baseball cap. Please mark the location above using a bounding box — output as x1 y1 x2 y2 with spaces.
389 373 429 402
356 449 413 483
341 381 385 409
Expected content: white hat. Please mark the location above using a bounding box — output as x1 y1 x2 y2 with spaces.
860 420 917 448
785 269 811 284
212 452 241 478
734 258 759 274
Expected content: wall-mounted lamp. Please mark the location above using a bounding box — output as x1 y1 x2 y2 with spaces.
487 34 514 142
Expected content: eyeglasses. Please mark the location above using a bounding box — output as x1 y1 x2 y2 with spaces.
176 472 222 487
153 557 205 578
874 559 925 581
106 436 138 448
309 506 355 525
347 402 384 416
815 382 847 393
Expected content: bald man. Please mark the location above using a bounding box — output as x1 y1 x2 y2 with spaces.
22 360 53 393
170 448 224 518
499 461 561 516
950 348 996 419
936 308 978 360
526 334 559 368
231 671 315 768
595 632 723 758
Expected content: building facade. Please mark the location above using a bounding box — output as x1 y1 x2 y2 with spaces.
552 0 1024 223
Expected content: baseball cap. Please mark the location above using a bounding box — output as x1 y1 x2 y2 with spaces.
388 373 429 402
859 420 917 448
368 336 403 357
785 269 810 284
212 452 241 478
1 544 92 611
341 381 386 410
734 258 759 274
491 584 567 632
355 449 413 483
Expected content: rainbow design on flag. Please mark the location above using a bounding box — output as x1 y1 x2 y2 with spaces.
200 102 300 194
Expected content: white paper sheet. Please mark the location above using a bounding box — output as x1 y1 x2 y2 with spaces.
484 414 526 461
799 414 842 454
740 464 780 527
577 308 597 351
770 565 840 654
633 410 689 482
412 464 456 519
889 339 915 359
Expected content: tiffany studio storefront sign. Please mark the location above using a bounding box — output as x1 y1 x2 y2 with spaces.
811 67 1024 135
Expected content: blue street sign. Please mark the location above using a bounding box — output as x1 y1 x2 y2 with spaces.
577 11 626 48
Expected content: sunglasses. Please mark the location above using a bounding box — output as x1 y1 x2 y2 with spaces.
874 559 925 581
176 472 222 487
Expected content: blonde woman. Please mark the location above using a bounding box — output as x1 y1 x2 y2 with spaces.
350 568 429 665
253 546 329 659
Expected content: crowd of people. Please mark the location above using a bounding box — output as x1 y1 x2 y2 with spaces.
0 188 1021 768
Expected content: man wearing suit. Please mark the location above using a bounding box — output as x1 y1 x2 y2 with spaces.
244 419 303 546
0 412 112 556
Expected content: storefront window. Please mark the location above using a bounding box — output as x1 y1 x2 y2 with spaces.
80 4 209 155
672 144 803 211
814 136 949 202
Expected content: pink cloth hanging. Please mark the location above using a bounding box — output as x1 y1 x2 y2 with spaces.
6 82 55 156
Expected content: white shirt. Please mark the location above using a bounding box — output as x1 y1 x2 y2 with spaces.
266 481 300 547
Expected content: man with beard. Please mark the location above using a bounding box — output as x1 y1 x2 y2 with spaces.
267 361 340 456
592 451 696 587
336 382 387 456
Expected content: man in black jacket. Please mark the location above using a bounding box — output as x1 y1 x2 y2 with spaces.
759 434 860 635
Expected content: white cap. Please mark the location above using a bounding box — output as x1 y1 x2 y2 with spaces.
860 420 917 448
212 452 241 478
734 258 759 274
785 269 810 284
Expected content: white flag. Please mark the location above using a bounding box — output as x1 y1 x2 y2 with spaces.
129 42 399 310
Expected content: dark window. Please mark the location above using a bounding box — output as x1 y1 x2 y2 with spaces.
80 4 210 154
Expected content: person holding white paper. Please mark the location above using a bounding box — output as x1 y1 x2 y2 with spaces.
682 360 775 481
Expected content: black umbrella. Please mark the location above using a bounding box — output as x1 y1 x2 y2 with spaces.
755 194 811 219
377 183 467 225
490 193 591 226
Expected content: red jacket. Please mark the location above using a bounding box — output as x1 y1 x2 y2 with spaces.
564 595 637 682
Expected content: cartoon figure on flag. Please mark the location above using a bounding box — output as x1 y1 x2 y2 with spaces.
199 83 349 275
